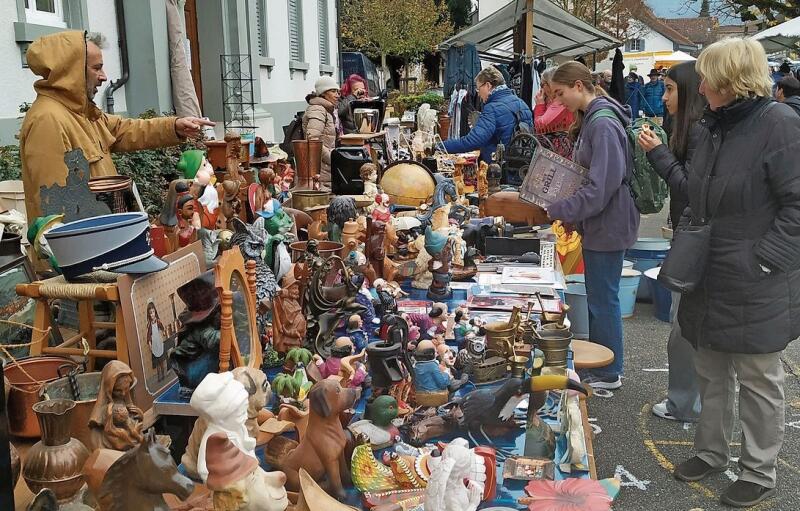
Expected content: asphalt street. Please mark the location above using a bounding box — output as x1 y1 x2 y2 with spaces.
592 212 800 510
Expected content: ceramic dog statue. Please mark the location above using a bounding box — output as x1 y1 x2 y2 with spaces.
280 379 360 499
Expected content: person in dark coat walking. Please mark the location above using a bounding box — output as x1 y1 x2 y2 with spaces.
776 75 800 116
670 38 800 509
637 61 707 424
441 66 532 163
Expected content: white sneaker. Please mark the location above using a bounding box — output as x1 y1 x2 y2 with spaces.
652 400 680 421
582 374 622 390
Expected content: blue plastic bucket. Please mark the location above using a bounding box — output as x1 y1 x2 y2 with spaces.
564 275 589 340
623 259 634 270
644 267 672 322
626 238 670 302
620 269 641 318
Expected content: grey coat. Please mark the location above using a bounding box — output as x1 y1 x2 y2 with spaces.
678 97 800 354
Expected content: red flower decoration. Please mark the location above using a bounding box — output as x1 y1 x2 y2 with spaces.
524 479 613 511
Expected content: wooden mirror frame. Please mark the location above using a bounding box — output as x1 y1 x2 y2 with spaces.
214 248 262 371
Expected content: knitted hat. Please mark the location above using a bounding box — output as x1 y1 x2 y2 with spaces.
204 432 258 491
177 150 205 180
315 76 340 96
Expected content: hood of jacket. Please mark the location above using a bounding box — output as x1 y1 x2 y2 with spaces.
307 95 335 113
27 30 99 118
585 95 632 126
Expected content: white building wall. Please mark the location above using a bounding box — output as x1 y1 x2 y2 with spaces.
0 0 124 144
478 0 510 21
596 19 675 72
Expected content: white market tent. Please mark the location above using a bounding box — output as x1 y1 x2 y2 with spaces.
752 16 800 53
653 50 696 68
439 0 621 63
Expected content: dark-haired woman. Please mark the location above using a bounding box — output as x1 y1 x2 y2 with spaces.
637 61 706 423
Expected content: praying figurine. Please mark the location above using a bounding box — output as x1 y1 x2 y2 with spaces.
371 193 391 224
88 361 145 451
346 314 368 353
272 271 306 354
360 163 378 201
315 336 367 388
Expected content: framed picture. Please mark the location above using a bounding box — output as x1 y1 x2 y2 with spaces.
117 242 205 412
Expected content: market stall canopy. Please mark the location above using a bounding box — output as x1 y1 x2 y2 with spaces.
752 16 800 54
439 0 621 62
653 50 696 68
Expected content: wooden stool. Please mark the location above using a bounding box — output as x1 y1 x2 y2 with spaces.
571 340 614 370
16 272 128 371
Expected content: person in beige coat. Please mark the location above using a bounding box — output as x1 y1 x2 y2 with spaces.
303 76 340 191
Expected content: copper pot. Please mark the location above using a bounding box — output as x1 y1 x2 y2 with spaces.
40 370 108 449
22 399 90 502
6 356 78 438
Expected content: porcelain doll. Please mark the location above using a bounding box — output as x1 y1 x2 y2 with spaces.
359 163 378 201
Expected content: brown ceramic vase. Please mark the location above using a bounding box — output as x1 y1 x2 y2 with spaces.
22 399 90 502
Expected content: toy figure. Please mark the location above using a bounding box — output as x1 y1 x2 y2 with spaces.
360 163 378 201
413 340 467 394
405 303 448 340
352 275 377 328
365 220 387 279
314 337 367 388
371 193 391 224
437 344 456 369
191 169 220 231
204 432 289 511
88 361 145 451
221 180 243 230
425 438 484 511
230 217 279 335
272 271 307 354
453 308 474 346
424 227 454 300
346 314 368 353
306 206 329 241
454 334 486 376
168 271 222 398
340 219 364 259
349 396 400 450
176 195 197 247
373 278 398 318
259 199 296 281
190 372 257 483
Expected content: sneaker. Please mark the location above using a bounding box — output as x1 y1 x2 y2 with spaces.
652 400 680 421
581 374 622 390
721 481 776 508
674 456 726 482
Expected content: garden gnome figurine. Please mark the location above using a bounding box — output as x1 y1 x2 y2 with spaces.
190 372 256 483
204 432 289 511
88 360 145 451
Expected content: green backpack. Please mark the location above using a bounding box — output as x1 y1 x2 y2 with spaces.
589 108 669 215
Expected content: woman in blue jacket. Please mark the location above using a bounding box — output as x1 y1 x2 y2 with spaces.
441 67 532 163
546 61 640 391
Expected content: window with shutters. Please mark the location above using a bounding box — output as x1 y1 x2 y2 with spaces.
318 0 329 65
288 0 304 62
625 38 645 52
255 0 268 57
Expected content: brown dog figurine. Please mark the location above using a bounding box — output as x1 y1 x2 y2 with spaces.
280 379 360 499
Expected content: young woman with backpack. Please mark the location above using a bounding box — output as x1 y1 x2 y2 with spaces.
637 61 706 423
545 61 640 390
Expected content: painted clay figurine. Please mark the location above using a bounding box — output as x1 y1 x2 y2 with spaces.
259 199 296 281
424 227 454 300
346 314 368 353
371 193 391 224
348 395 400 450
424 438 484 511
306 206 329 241
272 270 307 353
221 180 243 230
404 303 448 340
327 196 357 243
314 337 367 388
230 217 279 335
360 163 378 201
176 194 197 248
365 220 387 279
204 432 289 511
190 372 256 483
168 271 222 398
413 340 467 394
88 361 144 451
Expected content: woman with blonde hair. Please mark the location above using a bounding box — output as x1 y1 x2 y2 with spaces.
670 37 800 508
546 61 640 391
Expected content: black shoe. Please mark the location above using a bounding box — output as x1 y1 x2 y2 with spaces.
674 456 726 482
721 481 776 508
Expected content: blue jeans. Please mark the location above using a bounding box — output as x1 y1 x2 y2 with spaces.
582 249 624 378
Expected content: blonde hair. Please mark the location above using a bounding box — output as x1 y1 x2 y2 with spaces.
475 67 505 87
551 61 608 140
695 38 773 99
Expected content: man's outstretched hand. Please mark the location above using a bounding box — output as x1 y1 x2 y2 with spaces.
175 117 215 138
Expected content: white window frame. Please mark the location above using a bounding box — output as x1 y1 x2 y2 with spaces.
626 38 645 52
25 0 67 28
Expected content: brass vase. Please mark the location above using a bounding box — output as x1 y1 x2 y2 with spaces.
22 399 90 502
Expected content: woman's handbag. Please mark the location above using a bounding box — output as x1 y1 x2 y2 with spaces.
657 222 711 293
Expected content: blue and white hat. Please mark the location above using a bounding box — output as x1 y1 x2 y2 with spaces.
44 213 168 281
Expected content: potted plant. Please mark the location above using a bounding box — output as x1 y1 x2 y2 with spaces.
283 347 313 373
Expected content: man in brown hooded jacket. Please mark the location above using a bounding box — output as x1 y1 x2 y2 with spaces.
19 30 213 221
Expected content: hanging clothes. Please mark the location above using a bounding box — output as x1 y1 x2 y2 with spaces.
530 59 542 105
444 44 481 97
610 49 626 104
520 60 533 110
